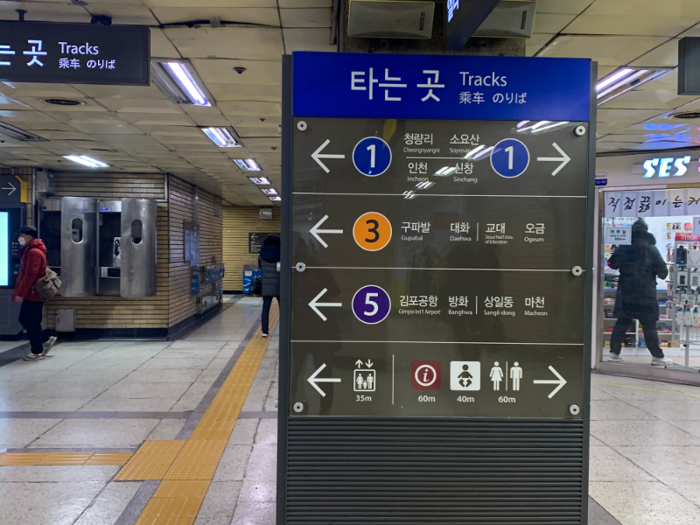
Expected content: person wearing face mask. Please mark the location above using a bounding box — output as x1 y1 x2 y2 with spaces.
12 226 57 361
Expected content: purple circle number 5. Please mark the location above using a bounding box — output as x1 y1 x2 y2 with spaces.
352 285 391 325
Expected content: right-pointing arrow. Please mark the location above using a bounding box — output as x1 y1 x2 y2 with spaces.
309 215 343 248
311 139 345 173
533 366 568 398
537 142 571 176
308 288 342 321
2 182 16 196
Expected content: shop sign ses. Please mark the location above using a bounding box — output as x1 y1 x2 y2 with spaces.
0 21 149 85
642 156 694 178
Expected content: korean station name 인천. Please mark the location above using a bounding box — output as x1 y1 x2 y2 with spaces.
0 39 116 70
350 68 526 105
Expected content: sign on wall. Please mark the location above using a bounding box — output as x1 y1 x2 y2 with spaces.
248 232 277 254
0 22 149 85
604 188 700 218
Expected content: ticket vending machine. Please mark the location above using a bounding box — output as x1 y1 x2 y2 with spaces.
60 197 96 297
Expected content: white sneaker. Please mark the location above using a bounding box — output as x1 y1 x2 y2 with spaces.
608 353 625 363
262 333 269 338
651 356 673 367
42 336 57 356
23 353 45 362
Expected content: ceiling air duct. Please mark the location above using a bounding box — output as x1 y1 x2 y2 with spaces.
348 0 435 39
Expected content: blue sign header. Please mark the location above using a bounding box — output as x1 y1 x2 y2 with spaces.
293 52 591 122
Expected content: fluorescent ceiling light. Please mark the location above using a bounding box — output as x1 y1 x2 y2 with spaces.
63 155 109 168
234 159 260 171
261 188 278 195
596 68 671 106
202 127 240 148
249 177 270 185
151 60 211 107
269 196 281 202
0 122 46 142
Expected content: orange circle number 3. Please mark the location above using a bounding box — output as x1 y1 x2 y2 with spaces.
353 212 392 251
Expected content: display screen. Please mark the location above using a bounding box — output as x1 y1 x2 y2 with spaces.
0 212 9 286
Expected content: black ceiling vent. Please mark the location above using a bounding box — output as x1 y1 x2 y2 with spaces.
41 98 84 106
671 111 700 119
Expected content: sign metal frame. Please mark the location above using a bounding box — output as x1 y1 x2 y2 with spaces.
278 52 596 525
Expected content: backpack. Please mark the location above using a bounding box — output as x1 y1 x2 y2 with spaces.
34 267 61 301
249 274 262 295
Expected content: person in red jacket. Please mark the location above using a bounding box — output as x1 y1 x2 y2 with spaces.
13 226 57 361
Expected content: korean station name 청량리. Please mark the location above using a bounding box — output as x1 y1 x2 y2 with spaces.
0 39 115 70
350 68 526 106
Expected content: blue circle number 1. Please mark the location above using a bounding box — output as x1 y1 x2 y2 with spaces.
490 138 530 179
353 137 392 177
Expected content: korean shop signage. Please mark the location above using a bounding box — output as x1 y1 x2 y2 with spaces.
0 22 149 86
642 156 693 178
293 52 590 122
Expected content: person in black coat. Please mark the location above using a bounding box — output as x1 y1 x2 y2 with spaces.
607 220 672 366
259 234 281 337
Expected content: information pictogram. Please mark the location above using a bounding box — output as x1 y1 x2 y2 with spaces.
354 360 376 392
412 361 441 390
353 137 392 177
450 361 481 391
352 285 391 324
353 212 392 251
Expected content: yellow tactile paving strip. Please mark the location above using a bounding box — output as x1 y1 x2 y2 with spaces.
115 440 185 481
0 451 133 466
122 304 278 525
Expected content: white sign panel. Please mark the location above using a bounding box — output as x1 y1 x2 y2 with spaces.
668 189 687 216
621 192 638 217
605 226 632 245
653 190 669 217
636 190 653 217
605 192 622 217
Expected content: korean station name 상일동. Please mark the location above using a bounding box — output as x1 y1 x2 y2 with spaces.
0 39 116 70
350 68 526 106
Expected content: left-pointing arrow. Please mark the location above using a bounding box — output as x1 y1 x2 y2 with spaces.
2 182 16 196
311 139 345 173
309 288 342 321
308 363 341 397
310 215 343 248
537 142 571 176
533 366 568 398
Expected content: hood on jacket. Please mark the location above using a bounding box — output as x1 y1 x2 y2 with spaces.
260 244 280 263
20 238 47 255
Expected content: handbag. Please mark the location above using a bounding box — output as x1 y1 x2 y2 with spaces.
249 274 262 295
34 267 62 301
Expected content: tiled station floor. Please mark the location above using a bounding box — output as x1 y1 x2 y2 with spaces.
0 298 699 525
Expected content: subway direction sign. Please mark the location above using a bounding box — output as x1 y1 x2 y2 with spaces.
0 22 149 85
293 51 590 122
248 232 278 254
286 52 591 420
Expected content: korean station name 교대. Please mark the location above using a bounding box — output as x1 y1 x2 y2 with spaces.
350 68 526 105
0 39 116 70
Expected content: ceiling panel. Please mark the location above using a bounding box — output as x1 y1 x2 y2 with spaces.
585 0 700 17
0 1 90 23
280 8 331 28
596 89 696 110
84 4 159 25
532 13 577 34
526 33 554 57
179 105 230 126
218 101 281 117
629 39 679 67
283 28 336 53
72 83 170 100
537 35 669 65
207 84 281 103
191 59 281 86
564 15 695 37
119 112 196 126
536 0 595 15
150 28 181 58
1 82 85 98
145 0 275 7
164 27 284 60
95 98 183 113
151 7 279 25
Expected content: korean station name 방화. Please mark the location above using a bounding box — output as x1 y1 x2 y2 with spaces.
59 42 100 55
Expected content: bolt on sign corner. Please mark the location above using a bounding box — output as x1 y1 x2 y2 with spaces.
279 51 594 525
